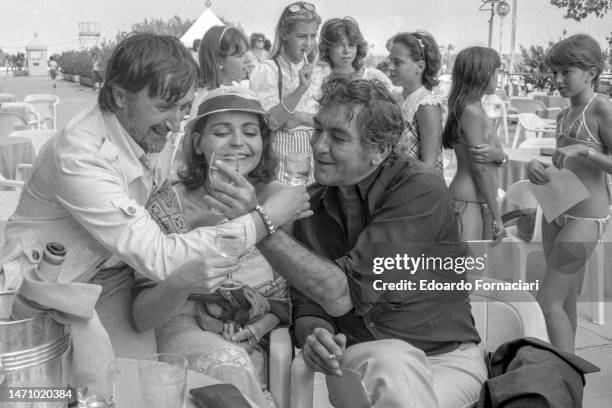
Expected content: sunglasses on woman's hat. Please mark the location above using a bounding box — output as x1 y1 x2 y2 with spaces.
286 2 315 13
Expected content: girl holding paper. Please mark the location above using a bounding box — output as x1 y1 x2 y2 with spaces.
526 34 612 352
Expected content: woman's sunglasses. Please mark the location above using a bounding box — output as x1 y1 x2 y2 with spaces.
286 2 316 13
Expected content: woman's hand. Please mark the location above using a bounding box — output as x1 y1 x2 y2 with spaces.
261 185 312 227
203 161 258 219
469 144 504 164
526 159 550 185
552 144 588 169
224 323 259 354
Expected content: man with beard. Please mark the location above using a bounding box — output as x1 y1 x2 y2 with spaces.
0 33 309 357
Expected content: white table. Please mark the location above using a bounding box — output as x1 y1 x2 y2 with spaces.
115 358 258 408
499 148 553 192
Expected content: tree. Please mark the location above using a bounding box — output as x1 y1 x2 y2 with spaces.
550 0 610 21
130 15 194 38
517 43 554 91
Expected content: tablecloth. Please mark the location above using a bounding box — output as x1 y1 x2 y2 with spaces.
499 148 553 192
0 136 35 179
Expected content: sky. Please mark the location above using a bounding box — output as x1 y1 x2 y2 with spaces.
2 0 612 58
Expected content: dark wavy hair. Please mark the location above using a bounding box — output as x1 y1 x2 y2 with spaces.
179 115 278 190
442 46 500 149
317 76 403 163
545 33 605 89
99 32 198 112
390 31 441 90
199 26 249 89
319 17 368 71
250 33 266 48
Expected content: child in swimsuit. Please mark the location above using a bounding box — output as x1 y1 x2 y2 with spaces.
526 34 612 353
442 47 507 241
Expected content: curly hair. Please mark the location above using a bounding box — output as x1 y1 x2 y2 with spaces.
317 76 404 163
250 33 266 48
199 26 249 89
545 33 605 88
442 46 500 149
390 31 441 90
99 32 198 112
319 17 368 71
179 115 278 190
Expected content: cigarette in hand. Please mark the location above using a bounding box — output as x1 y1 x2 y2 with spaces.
304 52 309 64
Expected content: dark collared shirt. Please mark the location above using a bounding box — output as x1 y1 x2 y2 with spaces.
292 159 481 355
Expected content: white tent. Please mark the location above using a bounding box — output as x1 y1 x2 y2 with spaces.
180 8 225 49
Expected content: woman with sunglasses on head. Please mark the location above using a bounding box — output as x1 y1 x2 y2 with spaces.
250 2 323 185
318 17 395 92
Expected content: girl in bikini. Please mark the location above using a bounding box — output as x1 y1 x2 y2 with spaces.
527 34 612 352
442 47 507 241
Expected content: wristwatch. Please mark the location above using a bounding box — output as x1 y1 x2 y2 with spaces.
255 205 276 235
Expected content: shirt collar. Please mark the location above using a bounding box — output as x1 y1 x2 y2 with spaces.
310 160 412 214
102 110 153 184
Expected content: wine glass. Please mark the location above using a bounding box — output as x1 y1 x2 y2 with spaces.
215 220 247 290
209 148 240 191
283 153 312 187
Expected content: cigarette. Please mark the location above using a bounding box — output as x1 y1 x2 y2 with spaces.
304 52 309 64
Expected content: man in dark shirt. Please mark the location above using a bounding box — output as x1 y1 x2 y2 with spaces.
258 77 487 407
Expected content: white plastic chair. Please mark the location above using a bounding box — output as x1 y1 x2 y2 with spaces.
289 276 549 408
518 137 556 149
482 94 510 144
0 102 39 129
24 94 60 130
0 111 28 136
511 113 557 148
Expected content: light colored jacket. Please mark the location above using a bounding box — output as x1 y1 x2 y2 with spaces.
0 105 256 287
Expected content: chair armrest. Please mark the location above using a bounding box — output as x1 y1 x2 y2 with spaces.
269 327 293 408
290 350 315 408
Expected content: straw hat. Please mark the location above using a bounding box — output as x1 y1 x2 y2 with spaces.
184 86 277 136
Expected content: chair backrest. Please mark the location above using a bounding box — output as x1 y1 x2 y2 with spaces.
0 111 28 136
501 180 543 242
23 94 59 130
519 137 556 149
469 277 549 352
482 94 507 119
510 97 547 114
518 113 549 132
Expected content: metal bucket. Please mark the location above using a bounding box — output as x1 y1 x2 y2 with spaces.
0 313 71 407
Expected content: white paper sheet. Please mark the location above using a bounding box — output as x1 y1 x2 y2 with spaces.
527 168 590 223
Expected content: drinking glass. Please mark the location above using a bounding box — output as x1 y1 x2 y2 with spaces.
215 220 247 290
138 353 188 408
209 149 240 191
283 153 312 187
75 360 117 408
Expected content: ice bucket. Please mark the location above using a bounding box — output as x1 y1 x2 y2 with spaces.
0 313 70 407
